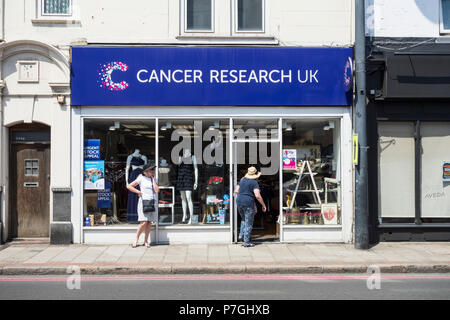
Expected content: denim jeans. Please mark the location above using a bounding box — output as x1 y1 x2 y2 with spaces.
238 204 255 244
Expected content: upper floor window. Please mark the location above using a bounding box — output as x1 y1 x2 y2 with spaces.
42 0 72 16
181 0 265 35
185 0 213 32
440 0 450 34
236 0 264 32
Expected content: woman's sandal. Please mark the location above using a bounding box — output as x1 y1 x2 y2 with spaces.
144 243 151 248
131 242 138 248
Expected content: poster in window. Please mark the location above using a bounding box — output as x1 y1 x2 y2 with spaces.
97 181 111 209
321 203 338 225
282 149 297 170
84 139 101 160
84 160 105 190
443 161 450 182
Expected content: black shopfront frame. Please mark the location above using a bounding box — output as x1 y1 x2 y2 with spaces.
367 101 450 242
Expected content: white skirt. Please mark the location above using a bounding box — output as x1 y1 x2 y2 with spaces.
137 198 157 222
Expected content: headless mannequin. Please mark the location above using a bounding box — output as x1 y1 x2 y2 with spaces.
178 149 198 224
126 149 147 183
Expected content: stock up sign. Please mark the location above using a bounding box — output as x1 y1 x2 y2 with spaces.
71 47 353 106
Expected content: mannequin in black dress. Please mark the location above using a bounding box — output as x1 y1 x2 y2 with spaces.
177 149 198 224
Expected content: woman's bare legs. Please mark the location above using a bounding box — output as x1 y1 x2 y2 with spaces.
144 222 152 246
133 222 147 247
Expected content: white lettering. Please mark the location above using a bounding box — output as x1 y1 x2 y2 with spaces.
172 69 183 83
137 69 148 83
149 70 160 83
210 70 219 83
281 70 292 83
310 69 319 83
194 70 203 83
259 70 269 83
221 70 229 83
297 70 308 83
269 70 280 83
248 70 258 83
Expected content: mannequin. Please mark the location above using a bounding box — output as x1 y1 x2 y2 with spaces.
126 149 148 184
158 157 171 187
176 149 198 224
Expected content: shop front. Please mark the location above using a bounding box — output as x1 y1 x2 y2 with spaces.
70 47 354 244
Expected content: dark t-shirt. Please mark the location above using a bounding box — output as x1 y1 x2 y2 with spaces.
236 178 260 207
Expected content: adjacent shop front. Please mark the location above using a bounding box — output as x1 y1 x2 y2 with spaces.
367 44 450 242
70 46 354 244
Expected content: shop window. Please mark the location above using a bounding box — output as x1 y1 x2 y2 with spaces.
378 122 416 219
235 0 264 32
281 119 341 225
83 119 156 227
158 119 230 225
420 122 450 219
441 0 450 34
185 0 214 32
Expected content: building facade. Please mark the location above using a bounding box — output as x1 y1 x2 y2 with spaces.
366 0 450 242
1 0 355 245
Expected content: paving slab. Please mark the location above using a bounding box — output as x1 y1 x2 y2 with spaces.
96 245 128 263
50 246 88 263
117 246 147 264
24 246 66 264
71 246 108 264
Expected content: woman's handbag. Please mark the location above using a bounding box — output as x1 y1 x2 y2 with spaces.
142 199 155 213
141 177 156 213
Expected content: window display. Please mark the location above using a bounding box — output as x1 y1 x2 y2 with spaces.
282 119 341 225
158 119 230 226
83 118 231 227
83 120 156 226
82 117 342 229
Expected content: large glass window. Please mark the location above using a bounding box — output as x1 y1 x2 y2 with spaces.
378 122 415 219
83 120 156 227
377 120 450 223
185 0 213 31
282 119 341 225
420 122 450 218
158 119 230 225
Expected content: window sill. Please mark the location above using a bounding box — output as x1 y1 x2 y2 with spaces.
176 35 279 45
32 19 81 25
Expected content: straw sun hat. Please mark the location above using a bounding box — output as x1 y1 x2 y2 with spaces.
244 166 261 180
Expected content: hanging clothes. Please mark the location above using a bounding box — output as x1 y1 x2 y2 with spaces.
126 157 145 222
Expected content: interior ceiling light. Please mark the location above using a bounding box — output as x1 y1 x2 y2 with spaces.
122 124 148 129
161 121 172 131
323 121 335 131
109 121 120 131
209 121 220 130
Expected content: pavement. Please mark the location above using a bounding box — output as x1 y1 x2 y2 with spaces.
0 241 449 275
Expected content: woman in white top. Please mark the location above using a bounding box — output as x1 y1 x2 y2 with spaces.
127 163 159 248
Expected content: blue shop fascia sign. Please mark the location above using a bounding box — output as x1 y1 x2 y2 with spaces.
71 47 353 106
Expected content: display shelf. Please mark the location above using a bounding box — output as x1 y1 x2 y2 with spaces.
158 186 175 225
